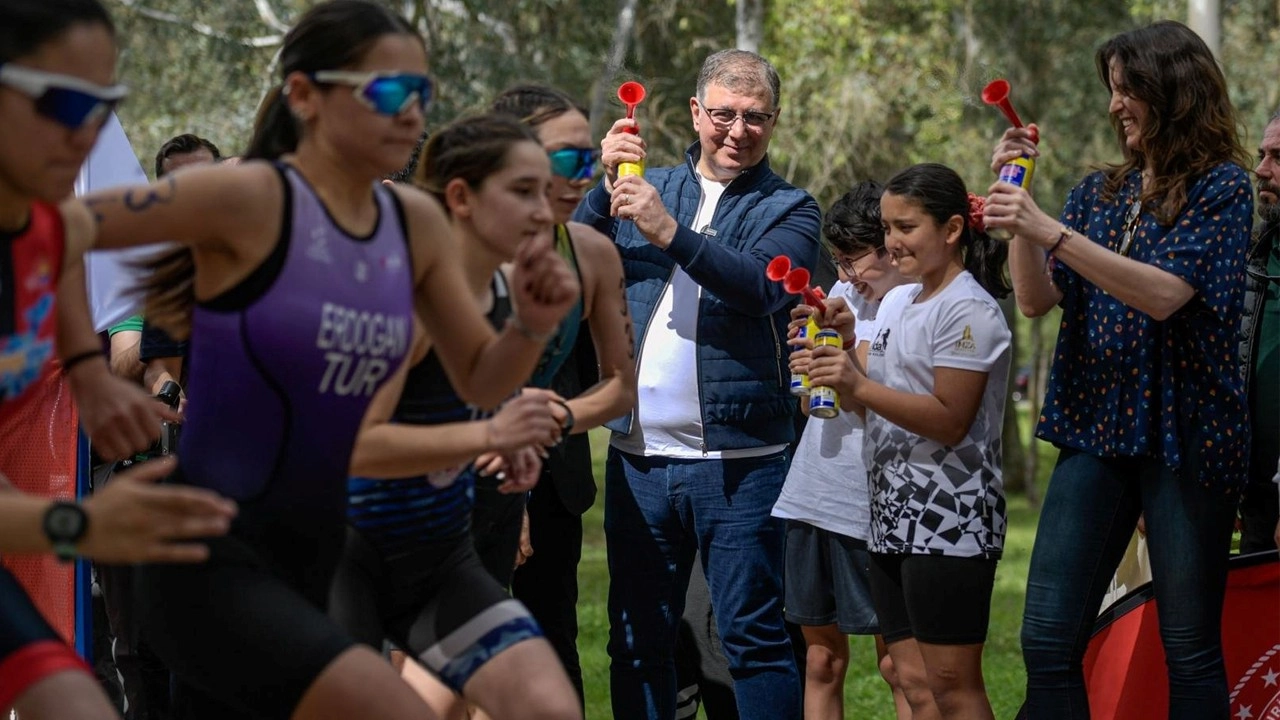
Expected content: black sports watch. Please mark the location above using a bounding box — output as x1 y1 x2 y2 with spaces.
43 502 88 563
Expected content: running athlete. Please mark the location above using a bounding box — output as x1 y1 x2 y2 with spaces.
332 113 582 720
490 84 637 704
68 2 578 719
1 1 236 717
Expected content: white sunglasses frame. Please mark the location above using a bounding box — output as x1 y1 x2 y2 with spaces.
309 70 431 116
0 63 128 103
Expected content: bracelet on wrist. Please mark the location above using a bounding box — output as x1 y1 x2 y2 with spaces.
505 316 554 344
1044 225 1072 275
1047 225 1072 256
60 350 104 375
551 398 574 447
842 337 856 351
551 399 575 435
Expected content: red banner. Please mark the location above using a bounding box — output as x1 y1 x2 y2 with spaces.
1085 551 1280 719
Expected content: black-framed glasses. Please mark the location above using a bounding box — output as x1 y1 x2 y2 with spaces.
697 100 776 130
0 63 127 130
835 246 887 276
548 147 598 181
310 70 433 116
1116 199 1142 257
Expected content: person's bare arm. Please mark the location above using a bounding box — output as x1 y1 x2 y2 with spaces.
143 357 183 395
349 320 561 478
57 202 178 460
0 460 236 563
559 224 636 431
108 329 145 383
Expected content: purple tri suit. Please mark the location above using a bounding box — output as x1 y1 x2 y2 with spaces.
136 164 415 719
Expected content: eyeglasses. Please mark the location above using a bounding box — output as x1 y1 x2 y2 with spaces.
548 147 598 181
697 100 776 130
835 246 887 276
1116 199 1141 257
310 71 433 116
0 64 127 130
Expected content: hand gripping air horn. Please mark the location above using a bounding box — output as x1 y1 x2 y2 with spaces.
766 256 826 314
617 81 647 177
981 79 1039 241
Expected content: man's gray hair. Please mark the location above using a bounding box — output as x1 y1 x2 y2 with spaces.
696 49 781 109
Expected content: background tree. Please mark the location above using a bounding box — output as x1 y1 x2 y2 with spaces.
107 0 1276 495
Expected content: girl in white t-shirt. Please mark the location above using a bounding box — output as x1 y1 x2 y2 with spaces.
808 163 1012 720
773 180 915 720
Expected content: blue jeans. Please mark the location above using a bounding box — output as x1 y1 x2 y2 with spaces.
1020 448 1239 719
604 449 801 720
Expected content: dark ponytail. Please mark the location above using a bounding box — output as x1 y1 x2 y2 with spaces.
131 247 195 340
0 0 113 64
244 86 299 162
884 163 1011 299
961 225 1010 300
244 0 420 161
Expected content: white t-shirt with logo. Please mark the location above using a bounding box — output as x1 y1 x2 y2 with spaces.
863 271 1011 558
613 173 786 459
772 280 884 540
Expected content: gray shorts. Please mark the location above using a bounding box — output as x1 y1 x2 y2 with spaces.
783 520 879 635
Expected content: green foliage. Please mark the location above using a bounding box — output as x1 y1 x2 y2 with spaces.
105 0 1275 491
763 0 1140 213
110 0 302 163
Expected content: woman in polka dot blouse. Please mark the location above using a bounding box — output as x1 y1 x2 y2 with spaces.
983 21 1253 720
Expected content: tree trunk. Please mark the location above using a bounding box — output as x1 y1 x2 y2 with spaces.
1000 297 1027 495
589 0 641 142
1022 314 1048 507
735 0 764 53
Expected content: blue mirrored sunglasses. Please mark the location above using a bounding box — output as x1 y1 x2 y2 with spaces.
0 64 127 130
548 147 598 181
310 71 433 116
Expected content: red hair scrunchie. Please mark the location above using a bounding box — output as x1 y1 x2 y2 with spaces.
966 193 987 232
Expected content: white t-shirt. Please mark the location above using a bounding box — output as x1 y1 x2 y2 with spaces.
613 173 785 459
863 271 1011 558
772 281 887 540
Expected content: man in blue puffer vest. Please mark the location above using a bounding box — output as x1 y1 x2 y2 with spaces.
573 49 820 720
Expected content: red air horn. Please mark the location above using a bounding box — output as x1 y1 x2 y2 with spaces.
982 78 1039 241
617 82 647 177
618 81 646 124
981 79 1038 144
766 256 826 314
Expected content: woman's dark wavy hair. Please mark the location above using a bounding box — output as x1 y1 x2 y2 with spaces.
139 0 422 339
884 163 1010 299
0 0 113 64
244 0 420 161
491 84 588 130
823 180 885 256
1096 20 1249 224
414 113 541 209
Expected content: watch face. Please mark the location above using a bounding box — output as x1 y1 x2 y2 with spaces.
46 504 86 540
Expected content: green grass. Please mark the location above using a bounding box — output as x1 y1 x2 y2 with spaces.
576 428 1046 719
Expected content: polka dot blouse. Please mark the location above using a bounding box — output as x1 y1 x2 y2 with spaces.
1040 162 1253 492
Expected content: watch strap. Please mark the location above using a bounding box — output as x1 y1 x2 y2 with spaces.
43 502 87 563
